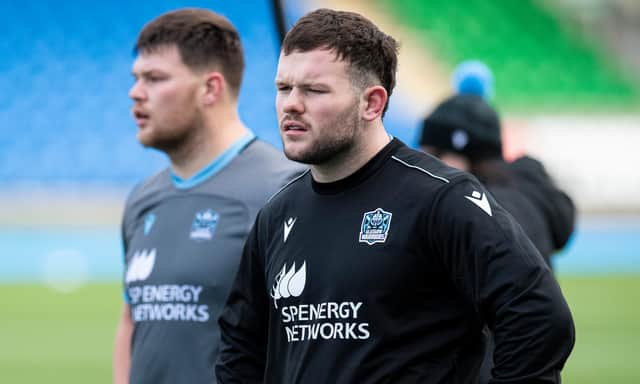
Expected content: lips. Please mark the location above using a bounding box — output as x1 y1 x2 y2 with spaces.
282 119 307 132
132 108 150 126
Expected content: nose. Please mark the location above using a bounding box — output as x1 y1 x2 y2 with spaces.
280 88 304 115
129 80 146 102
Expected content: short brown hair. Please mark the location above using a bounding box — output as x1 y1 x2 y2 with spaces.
135 8 244 98
282 8 399 116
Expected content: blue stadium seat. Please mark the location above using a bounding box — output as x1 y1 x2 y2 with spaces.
0 1 416 187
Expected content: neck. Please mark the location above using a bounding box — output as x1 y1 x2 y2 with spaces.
169 107 248 180
311 121 391 183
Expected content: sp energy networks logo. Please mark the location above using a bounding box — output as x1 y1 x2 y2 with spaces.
270 261 370 343
126 248 210 323
126 249 156 283
359 208 393 245
271 261 306 309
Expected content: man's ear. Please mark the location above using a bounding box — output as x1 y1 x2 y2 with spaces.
361 85 388 121
203 72 225 106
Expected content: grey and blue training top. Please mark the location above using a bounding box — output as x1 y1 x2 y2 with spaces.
121 134 305 384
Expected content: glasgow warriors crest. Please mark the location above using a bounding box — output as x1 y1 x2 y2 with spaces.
359 208 393 245
190 209 219 241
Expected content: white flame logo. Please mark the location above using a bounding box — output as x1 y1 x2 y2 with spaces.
125 249 156 283
270 261 306 308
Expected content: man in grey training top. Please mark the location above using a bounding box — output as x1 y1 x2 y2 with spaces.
112 8 304 384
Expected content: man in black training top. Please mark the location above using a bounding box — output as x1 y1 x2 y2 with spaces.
112 8 304 384
217 8 575 384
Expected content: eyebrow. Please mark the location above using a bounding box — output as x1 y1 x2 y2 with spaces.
132 69 165 78
274 79 328 89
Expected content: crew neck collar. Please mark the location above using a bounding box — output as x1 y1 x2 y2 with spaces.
311 138 403 195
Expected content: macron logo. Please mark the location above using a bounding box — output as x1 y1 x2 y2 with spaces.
125 249 156 283
284 217 297 243
270 261 306 308
465 191 492 216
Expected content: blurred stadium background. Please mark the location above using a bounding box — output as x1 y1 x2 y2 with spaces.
1 0 639 382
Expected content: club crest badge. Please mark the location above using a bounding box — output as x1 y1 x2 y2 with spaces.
190 209 219 241
359 208 393 245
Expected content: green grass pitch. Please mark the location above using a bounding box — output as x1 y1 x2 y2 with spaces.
1 277 638 383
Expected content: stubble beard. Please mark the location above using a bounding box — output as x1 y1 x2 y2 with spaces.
140 110 204 158
283 101 361 165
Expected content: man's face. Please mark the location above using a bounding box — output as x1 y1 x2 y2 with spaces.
129 45 202 152
275 49 362 165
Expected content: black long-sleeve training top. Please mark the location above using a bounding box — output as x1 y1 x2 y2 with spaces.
216 138 575 384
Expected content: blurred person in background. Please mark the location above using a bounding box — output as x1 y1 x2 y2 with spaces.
217 8 574 383
112 8 304 384
420 93 576 269
420 92 576 383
